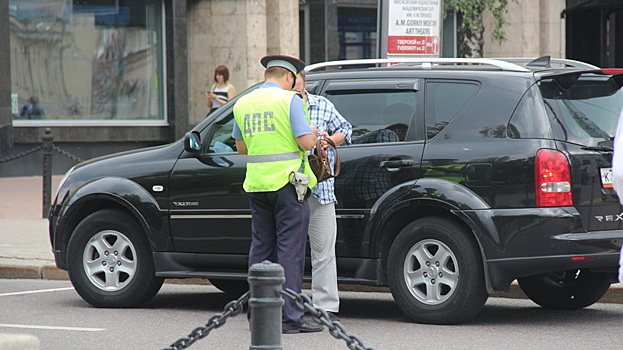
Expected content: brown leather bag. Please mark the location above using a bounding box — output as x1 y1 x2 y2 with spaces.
308 137 340 183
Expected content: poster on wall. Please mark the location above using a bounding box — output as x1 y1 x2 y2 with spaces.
386 0 441 57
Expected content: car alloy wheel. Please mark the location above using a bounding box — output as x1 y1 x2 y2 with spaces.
67 209 163 307
388 217 487 324
403 238 458 305
83 230 137 292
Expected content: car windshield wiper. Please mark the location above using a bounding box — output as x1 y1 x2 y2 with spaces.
581 145 613 152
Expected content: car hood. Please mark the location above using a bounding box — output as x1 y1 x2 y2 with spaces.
69 141 184 182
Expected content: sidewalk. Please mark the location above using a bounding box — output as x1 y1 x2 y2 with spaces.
0 176 621 303
0 175 67 280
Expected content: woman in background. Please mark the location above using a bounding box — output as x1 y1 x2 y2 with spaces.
206 65 237 115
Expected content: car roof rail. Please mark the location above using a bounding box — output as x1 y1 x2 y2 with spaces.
492 56 600 70
305 58 530 73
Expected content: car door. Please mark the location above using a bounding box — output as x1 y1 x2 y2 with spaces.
168 106 251 254
318 78 425 258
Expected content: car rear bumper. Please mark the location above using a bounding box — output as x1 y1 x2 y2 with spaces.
460 207 623 292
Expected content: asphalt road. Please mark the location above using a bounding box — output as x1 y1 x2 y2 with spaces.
2 279 623 350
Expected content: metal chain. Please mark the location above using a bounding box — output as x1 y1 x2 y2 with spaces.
0 146 43 164
162 291 250 350
281 288 376 350
0 145 83 165
52 145 84 163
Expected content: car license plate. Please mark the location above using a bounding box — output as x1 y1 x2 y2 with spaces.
600 167 613 188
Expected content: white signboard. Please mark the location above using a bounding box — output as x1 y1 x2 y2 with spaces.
387 0 441 57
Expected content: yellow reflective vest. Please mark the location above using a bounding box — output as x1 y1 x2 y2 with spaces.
233 86 317 192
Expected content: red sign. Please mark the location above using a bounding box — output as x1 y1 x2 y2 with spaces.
387 35 439 55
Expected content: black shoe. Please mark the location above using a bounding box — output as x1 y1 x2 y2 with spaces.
282 322 324 334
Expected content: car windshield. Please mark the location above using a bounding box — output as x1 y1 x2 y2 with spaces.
540 76 623 147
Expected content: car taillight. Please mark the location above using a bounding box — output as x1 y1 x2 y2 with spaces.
535 149 573 207
601 68 623 74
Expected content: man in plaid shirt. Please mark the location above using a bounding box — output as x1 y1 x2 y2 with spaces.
294 71 352 320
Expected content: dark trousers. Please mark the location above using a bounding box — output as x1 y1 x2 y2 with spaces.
248 184 309 330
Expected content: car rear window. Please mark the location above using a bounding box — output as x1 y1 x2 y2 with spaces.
538 76 623 147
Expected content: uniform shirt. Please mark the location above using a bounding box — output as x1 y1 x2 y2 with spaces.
307 93 352 205
232 82 311 140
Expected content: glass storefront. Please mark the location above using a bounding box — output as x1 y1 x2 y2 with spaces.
9 0 166 125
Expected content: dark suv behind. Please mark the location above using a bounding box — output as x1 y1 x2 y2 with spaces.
49 57 623 324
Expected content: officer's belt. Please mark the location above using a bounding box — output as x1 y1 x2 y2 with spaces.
247 151 300 163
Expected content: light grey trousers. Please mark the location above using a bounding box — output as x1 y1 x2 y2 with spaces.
308 195 340 312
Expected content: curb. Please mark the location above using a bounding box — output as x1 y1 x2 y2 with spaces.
0 265 68 280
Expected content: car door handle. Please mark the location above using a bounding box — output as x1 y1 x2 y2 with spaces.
380 159 415 172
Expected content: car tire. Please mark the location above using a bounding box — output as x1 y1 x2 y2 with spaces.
209 279 249 298
388 217 488 324
67 209 164 307
517 269 611 309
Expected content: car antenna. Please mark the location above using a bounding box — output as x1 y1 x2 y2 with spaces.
527 55 552 68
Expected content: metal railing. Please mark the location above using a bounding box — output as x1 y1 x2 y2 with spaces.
0 128 84 218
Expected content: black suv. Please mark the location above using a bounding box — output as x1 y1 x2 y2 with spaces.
49 56 623 324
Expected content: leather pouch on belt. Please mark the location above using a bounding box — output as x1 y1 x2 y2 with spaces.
289 172 310 202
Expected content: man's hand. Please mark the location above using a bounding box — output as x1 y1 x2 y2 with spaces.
318 131 345 149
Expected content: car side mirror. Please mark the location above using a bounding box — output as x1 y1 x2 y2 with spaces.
183 131 202 155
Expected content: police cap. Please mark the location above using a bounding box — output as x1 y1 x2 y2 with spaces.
260 55 305 74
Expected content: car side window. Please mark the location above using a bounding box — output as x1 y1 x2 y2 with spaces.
326 90 415 144
425 81 478 139
208 112 237 153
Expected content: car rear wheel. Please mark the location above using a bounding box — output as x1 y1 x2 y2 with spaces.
67 209 164 307
388 217 488 324
517 269 611 309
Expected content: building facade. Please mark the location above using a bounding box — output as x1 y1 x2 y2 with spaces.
1 0 622 176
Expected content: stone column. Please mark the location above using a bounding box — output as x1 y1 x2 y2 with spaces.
188 0 280 125
0 0 13 154
483 0 565 58
266 0 299 58
539 0 566 59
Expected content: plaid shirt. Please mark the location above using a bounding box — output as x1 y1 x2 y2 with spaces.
307 93 352 205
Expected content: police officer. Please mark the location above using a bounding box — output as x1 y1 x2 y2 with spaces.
232 55 323 334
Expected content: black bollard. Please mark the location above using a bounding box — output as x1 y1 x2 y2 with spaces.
248 261 285 350
42 128 53 218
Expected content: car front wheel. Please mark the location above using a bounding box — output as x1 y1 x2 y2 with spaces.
517 269 611 309
388 217 488 324
67 209 164 307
